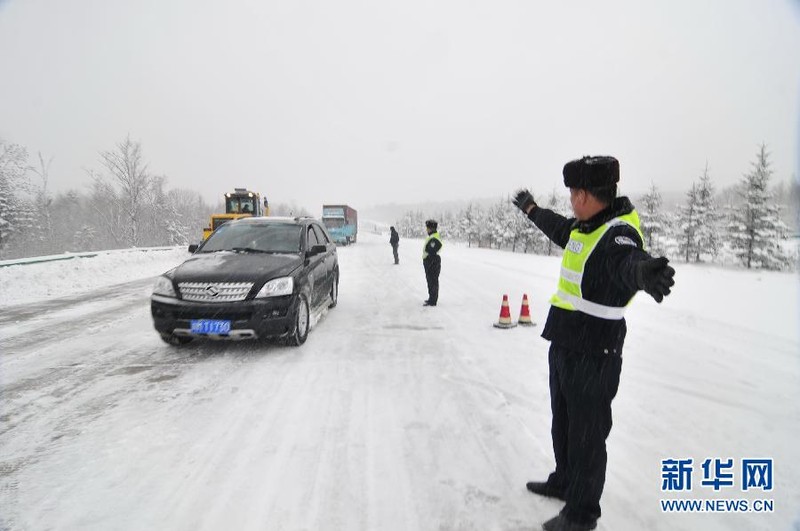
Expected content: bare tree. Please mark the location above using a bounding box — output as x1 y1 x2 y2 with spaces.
89 168 125 247
31 152 55 248
98 136 153 246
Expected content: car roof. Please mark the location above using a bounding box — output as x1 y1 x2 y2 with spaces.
235 216 318 225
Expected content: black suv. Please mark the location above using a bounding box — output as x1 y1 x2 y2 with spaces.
151 216 339 346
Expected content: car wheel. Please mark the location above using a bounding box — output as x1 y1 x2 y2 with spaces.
288 294 310 346
328 271 338 308
159 333 193 346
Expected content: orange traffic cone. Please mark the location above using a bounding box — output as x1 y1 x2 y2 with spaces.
493 294 517 329
517 294 536 326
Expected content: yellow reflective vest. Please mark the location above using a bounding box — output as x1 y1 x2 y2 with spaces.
549 211 644 320
422 232 442 259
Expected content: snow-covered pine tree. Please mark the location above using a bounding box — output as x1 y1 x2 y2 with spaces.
508 206 529 252
438 210 456 240
459 203 480 247
476 205 494 248
396 210 427 238
489 198 513 249
726 144 791 270
638 182 667 256
677 183 701 262
694 163 720 262
470 203 484 247
520 220 539 253
395 211 413 238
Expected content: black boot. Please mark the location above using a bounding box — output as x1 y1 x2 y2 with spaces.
526 481 566 501
542 514 597 531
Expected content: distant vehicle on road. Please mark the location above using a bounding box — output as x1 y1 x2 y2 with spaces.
322 205 357 245
152 216 338 346
202 188 270 240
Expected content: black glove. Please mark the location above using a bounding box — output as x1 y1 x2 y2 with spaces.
512 189 537 213
635 256 675 303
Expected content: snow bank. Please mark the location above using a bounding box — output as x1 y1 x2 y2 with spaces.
0 247 190 307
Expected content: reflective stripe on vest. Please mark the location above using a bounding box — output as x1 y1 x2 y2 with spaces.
423 232 442 259
549 212 644 320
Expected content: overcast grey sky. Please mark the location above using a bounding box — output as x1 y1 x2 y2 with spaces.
1 0 798 214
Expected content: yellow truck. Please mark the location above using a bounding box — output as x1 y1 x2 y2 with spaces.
203 188 269 240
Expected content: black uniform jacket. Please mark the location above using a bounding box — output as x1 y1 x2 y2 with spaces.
423 235 442 261
390 231 399 246
528 197 650 356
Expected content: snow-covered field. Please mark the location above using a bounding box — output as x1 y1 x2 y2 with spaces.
1 233 798 531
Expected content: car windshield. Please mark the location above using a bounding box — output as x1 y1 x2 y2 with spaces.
201 223 302 253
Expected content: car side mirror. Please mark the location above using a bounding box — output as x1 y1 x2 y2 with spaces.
188 244 199 253
307 244 327 256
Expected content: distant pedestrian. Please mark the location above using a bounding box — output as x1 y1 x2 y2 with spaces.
422 219 442 306
512 155 675 531
390 226 400 265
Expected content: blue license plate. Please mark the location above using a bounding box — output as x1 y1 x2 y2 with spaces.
190 319 231 334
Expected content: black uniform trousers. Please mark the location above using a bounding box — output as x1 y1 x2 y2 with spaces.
546 343 622 525
423 255 440 304
392 244 399 264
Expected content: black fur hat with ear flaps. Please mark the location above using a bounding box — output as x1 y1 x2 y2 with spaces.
563 156 619 189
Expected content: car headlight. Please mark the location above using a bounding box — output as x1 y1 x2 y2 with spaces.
255 277 294 298
152 276 176 297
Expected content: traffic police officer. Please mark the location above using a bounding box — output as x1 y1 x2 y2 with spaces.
513 156 675 531
422 219 442 306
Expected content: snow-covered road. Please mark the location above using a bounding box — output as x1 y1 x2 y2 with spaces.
1 233 798 531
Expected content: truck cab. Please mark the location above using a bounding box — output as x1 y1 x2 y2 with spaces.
203 188 270 240
322 205 358 245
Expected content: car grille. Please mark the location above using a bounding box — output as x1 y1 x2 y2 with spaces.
178 282 254 302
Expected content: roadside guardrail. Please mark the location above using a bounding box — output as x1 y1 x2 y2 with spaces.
0 246 180 268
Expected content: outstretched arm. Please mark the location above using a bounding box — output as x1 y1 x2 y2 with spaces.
602 226 675 302
512 189 573 249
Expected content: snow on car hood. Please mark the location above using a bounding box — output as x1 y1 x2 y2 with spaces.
172 251 303 283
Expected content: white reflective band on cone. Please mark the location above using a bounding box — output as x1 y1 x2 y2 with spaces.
555 290 627 320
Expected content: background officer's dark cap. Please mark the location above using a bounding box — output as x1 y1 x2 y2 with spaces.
563 156 619 189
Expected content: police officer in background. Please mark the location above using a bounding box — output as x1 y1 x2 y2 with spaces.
390 226 400 265
512 156 675 531
422 219 442 306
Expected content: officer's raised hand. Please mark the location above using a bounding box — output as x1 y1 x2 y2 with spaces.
512 189 537 214
635 256 675 303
